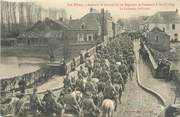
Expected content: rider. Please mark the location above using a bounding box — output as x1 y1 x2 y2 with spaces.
18 78 26 94
42 90 58 115
30 88 42 116
63 87 81 117
63 74 72 89
78 66 86 79
103 79 118 111
112 69 125 91
100 70 111 82
85 77 97 94
86 59 93 76
82 91 101 117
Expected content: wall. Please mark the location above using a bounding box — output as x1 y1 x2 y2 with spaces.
147 31 170 51
0 65 55 94
148 23 180 41
68 30 99 42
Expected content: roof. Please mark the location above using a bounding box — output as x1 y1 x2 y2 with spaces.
69 13 101 30
18 31 64 39
1 38 17 41
149 27 170 37
145 11 180 24
18 18 67 39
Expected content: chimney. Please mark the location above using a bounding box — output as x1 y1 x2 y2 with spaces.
90 8 93 13
176 9 178 13
70 15 72 20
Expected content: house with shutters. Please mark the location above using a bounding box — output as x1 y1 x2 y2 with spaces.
142 9 180 42
146 27 170 51
68 8 114 43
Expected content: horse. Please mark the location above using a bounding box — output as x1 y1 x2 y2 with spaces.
97 82 106 93
71 90 83 106
75 78 87 93
102 99 115 117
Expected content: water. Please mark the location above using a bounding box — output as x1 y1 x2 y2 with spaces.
0 57 49 79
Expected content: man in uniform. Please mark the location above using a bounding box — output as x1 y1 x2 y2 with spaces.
100 70 111 82
63 74 72 89
103 80 118 111
18 78 26 94
42 90 58 115
82 92 101 117
119 62 128 84
85 77 97 94
63 87 81 117
30 88 42 116
112 69 125 91
87 59 93 76
78 66 86 79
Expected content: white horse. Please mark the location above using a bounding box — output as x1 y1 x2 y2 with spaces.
102 99 115 117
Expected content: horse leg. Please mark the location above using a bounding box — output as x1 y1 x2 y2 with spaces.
119 90 122 104
102 111 106 117
108 111 111 117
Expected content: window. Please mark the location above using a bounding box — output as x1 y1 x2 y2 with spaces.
163 27 165 32
88 36 92 41
174 33 178 42
172 24 175 30
87 34 93 41
81 23 85 29
166 24 169 30
78 33 84 41
155 36 159 42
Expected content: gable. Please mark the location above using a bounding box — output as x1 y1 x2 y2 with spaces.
145 11 180 24
69 13 101 30
26 18 68 32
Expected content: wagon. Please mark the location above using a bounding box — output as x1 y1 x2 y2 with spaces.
157 104 180 117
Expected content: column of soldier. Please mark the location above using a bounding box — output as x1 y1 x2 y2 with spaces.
1 35 135 117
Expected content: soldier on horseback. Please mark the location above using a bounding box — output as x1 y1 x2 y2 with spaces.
42 90 60 115
30 88 42 116
63 87 81 117
85 77 97 94
82 92 101 117
78 66 86 79
86 59 93 76
119 62 128 84
103 80 118 111
112 68 125 91
63 74 72 89
18 78 26 94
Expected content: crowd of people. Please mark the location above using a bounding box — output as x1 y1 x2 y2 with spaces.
1 34 136 117
156 58 171 79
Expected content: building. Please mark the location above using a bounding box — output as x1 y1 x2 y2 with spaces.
147 27 170 51
68 8 114 43
1 38 17 47
18 8 115 45
18 18 69 46
142 9 180 41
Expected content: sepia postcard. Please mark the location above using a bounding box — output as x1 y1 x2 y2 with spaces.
0 0 180 117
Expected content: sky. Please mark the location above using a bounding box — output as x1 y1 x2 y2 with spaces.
4 0 180 21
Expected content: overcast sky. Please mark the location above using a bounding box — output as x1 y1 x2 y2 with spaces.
4 0 180 21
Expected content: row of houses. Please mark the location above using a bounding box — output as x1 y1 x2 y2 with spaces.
1 8 116 47
140 9 180 42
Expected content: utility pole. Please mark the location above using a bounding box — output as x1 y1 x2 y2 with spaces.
101 8 104 41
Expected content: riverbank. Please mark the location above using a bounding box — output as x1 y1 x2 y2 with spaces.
1 43 95 62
